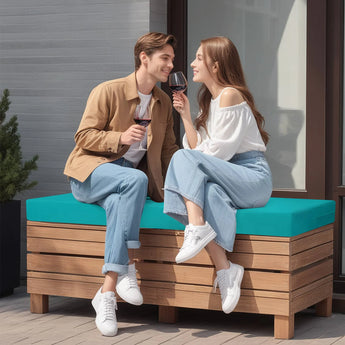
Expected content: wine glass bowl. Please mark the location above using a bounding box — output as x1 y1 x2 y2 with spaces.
134 105 151 127
134 105 151 150
169 71 187 93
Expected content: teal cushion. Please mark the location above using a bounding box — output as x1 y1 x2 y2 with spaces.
26 193 335 237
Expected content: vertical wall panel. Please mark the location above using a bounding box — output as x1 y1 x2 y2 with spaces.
0 0 167 277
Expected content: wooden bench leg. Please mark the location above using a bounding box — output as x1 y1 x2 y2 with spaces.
158 306 178 323
274 315 294 339
315 296 332 317
30 294 49 314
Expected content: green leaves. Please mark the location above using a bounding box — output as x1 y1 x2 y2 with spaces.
0 89 39 202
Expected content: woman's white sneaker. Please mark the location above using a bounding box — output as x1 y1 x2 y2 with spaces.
213 261 244 314
91 287 118 336
175 222 217 263
116 263 143 306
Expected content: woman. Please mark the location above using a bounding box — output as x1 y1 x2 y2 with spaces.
163 36 272 314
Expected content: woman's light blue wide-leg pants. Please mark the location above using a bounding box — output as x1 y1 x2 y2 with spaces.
163 149 272 252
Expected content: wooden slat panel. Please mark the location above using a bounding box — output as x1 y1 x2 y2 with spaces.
290 242 333 270
27 271 289 300
27 225 105 242
27 253 103 276
136 262 290 291
140 233 181 248
142 286 290 315
27 271 104 284
28 221 106 231
140 233 291 255
292 275 333 300
27 277 290 315
289 224 333 242
291 258 333 290
233 239 290 255
27 278 99 300
227 252 290 271
291 228 333 254
292 280 333 314
28 254 290 291
137 246 212 265
27 238 105 256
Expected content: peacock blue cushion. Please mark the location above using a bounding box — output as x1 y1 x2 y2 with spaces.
26 193 335 237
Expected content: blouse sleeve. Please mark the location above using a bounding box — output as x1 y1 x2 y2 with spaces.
192 105 251 160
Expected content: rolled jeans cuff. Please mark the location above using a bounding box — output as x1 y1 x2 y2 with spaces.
127 240 141 249
102 263 128 275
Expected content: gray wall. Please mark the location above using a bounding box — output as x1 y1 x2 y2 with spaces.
0 0 167 277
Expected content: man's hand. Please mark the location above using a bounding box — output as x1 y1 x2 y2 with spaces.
119 124 146 145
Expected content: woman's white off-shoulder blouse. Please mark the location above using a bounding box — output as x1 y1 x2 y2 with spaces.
182 88 266 161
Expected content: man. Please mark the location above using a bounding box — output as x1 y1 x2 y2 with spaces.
64 32 179 337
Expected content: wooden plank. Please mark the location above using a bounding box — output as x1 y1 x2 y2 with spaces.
292 275 333 300
137 246 212 265
292 280 333 314
27 271 290 300
27 221 106 231
291 258 333 290
27 237 105 256
27 271 104 284
227 252 290 271
27 253 103 276
291 228 333 255
27 254 290 291
289 224 333 242
27 276 290 315
27 278 99 300
136 262 290 291
142 286 290 315
27 225 105 242
140 233 182 248
290 242 333 270
140 233 290 255
233 239 290 255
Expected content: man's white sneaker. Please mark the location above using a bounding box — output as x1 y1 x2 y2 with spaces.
175 222 217 263
213 261 244 314
91 287 118 336
116 263 143 306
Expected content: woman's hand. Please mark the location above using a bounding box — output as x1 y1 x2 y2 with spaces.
172 92 198 149
172 92 190 119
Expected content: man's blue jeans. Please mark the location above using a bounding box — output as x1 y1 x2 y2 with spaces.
70 158 148 275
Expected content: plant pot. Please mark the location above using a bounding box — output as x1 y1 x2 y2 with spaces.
0 200 21 297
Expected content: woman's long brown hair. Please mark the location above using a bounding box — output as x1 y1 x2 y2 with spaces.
195 37 269 145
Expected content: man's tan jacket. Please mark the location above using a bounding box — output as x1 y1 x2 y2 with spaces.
64 73 179 201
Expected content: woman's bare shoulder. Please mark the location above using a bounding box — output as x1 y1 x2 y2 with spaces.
219 88 244 108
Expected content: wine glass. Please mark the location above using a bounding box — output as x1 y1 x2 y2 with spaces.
134 105 151 150
168 71 187 93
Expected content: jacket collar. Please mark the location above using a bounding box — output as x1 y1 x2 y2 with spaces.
125 72 161 103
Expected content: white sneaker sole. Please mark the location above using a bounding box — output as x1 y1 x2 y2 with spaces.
222 264 244 314
176 229 217 263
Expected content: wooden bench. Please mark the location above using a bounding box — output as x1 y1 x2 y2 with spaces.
26 193 336 339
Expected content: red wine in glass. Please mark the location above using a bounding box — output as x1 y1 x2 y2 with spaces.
170 85 187 92
134 118 151 127
134 105 151 150
169 71 187 93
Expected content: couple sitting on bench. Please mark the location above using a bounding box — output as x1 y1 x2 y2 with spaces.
63 32 272 337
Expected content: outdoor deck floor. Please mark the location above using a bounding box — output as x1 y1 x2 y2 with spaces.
1 286 345 345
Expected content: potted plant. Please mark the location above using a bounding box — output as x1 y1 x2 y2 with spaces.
0 89 38 296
